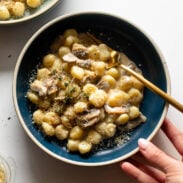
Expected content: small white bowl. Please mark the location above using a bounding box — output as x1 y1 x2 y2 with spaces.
0 0 60 25
0 155 15 183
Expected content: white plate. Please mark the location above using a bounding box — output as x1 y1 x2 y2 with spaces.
0 0 60 25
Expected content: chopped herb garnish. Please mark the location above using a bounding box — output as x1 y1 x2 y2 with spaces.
51 69 57 75
82 92 89 99
64 82 69 87
70 87 76 93
58 75 63 80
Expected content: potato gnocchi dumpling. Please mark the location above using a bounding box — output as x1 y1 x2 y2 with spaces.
0 0 45 20
27 29 146 154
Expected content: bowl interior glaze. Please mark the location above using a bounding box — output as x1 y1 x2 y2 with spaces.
13 12 169 166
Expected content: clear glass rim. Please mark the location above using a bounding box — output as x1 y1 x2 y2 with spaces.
0 155 14 183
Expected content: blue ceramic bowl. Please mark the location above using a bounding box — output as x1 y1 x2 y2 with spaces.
13 12 170 166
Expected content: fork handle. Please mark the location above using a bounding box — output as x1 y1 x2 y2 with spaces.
121 64 183 113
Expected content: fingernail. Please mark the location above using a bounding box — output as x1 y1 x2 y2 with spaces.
138 138 148 150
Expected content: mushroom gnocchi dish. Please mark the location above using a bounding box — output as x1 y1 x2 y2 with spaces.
0 0 44 20
27 29 146 154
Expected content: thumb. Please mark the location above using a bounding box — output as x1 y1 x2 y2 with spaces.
138 138 178 172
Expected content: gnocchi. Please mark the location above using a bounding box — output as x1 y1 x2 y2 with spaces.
78 141 92 154
55 125 69 140
27 29 146 154
42 122 55 136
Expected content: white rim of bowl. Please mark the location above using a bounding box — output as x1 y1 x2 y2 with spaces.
0 0 60 25
13 11 170 166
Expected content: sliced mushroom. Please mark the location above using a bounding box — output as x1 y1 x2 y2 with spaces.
118 113 146 132
97 80 111 91
62 52 77 63
76 109 101 128
77 59 92 69
62 53 92 69
104 105 129 114
44 78 58 95
84 109 101 119
30 80 47 96
30 78 58 97
72 43 88 59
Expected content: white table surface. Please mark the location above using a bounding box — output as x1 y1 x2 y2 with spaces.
0 0 183 182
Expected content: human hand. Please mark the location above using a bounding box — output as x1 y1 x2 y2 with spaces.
121 118 183 183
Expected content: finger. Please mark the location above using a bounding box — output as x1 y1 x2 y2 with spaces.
138 138 178 172
161 118 183 155
122 159 166 182
121 162 161 183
